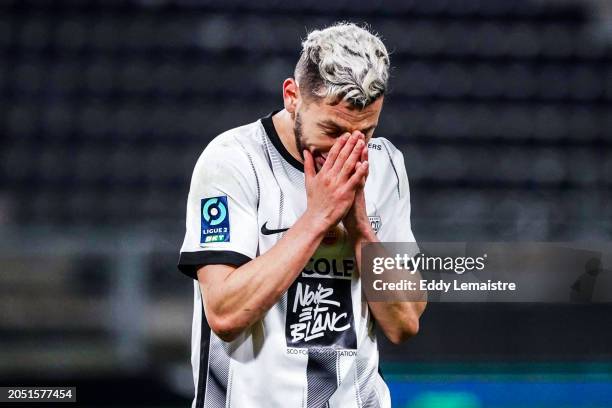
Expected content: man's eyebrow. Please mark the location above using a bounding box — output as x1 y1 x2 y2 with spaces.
318 120 378 133
318 120 343 130
361 124 378 133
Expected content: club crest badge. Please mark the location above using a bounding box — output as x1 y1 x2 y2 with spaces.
368 215 382 233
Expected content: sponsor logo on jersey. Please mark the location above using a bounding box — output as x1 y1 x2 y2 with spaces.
285 276 357 349
302 257 355 279
200 196 230 244
368 142 382 150
369 215 382 233
285 223 357 349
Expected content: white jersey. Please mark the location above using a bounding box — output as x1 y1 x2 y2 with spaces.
178 109 416 408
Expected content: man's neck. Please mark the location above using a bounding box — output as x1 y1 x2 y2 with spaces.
272 109 303 164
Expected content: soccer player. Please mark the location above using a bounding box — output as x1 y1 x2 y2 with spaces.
178 22 426 408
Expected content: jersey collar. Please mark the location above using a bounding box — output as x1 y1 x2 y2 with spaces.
261 110 305 172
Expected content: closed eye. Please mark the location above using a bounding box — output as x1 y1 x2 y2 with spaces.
323 130 341 138
318 121 378 137
320 126 343 138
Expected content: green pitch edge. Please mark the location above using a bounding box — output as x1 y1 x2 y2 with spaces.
380 361 612 382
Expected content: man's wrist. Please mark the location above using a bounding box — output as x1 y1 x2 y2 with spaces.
301 208 332 240
351 221 377 246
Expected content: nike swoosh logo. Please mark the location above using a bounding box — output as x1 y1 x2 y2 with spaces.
261 222 290 235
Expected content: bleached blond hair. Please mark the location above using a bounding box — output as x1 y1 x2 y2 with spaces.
295 22 390 109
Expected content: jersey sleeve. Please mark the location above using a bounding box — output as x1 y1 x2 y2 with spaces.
178 142 259 280
377 141 417 243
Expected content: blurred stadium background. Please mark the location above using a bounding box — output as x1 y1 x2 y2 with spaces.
1 0 612 407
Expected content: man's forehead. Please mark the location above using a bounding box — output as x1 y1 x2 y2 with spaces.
317 98 383 129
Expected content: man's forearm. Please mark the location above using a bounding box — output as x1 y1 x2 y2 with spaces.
353 231 427 344
200 210 327 339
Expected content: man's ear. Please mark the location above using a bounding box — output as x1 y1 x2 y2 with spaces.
282 78 300 114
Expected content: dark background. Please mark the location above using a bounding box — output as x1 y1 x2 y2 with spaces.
1 0 611 407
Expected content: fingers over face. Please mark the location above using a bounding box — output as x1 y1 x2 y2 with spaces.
303 149 316 179
340 139 365 180
331 134 359 174
348 160 369 188
361 143 369 179
321 133 350 172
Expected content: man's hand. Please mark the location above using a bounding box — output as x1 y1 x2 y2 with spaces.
343 131 376 244
338 132 426 345
303 133 369 233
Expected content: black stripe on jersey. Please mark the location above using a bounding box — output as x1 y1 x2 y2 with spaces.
196 299 211 408
306 349 339 408
178 250 252 280
261 110 305 172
